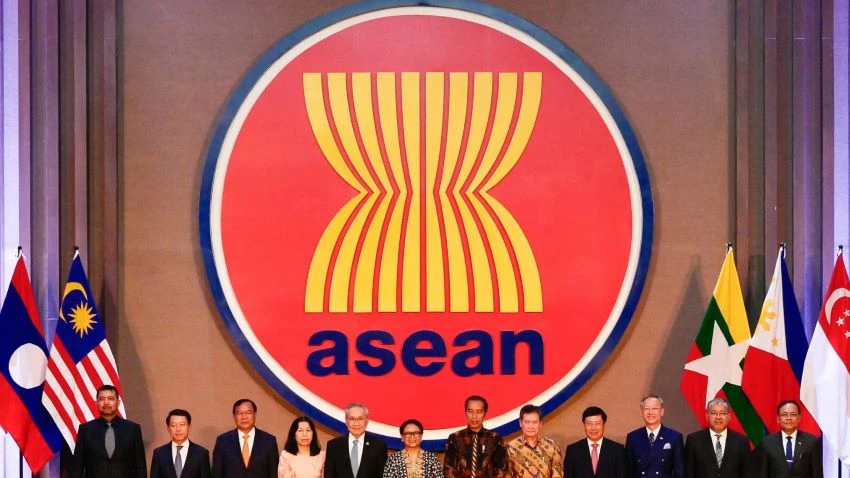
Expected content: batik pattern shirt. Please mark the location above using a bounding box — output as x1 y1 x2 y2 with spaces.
444 428 506 478
505 436 563 478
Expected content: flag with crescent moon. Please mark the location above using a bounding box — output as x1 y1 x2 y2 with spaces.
41 252 125 451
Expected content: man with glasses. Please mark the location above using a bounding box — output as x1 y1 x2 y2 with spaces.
684 398 748 478
325 402 388 478
445 395 507 478
505 404 562 478
757 400 821 478
212 398 279 477
625 394 684 478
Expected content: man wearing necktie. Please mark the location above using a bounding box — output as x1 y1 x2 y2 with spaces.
69 384 146 478
684 398 749 478
445 395 507 478
757 400 822 478
563 406 627 478
625 395 685 478
151 409 211 478
325 402 387 478
212 399 279 478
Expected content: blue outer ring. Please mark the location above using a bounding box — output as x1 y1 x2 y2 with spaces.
199 0 654 451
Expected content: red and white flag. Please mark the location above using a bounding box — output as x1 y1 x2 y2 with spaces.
800 253 850 464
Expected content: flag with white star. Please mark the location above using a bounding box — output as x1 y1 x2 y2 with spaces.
801 253 850 464
41 251 126 451
680 247 765 445
740 247 819 435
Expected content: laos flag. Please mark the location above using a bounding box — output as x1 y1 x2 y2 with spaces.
0 256 61 471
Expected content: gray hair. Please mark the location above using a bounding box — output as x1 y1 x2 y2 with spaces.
344 402 369 418
639 394 664 409
706 398 730 412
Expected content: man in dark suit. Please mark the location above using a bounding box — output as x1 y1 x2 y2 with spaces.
151 409 211 478
69 384 146 478
212 398 279 478
684 398 750 478
563 406 628 478
625 394 684 478
325 402 388 478
758 400 822 478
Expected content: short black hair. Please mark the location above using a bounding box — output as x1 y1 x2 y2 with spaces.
232 398 257 414
96 384 119 397
166 409 192 426
283 416 321 456
777 400 801 415
519 404 542 420
465 395 488 413
399 418 424 435
582 406 607 423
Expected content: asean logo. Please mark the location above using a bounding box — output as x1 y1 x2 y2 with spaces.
200 1 653 449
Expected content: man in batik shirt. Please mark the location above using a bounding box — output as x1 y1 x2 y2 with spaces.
445 395 507 478
506 405 563 478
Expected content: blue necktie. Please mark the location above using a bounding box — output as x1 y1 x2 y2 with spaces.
785 436 793 469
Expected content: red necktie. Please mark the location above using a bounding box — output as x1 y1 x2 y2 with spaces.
591 443 599 473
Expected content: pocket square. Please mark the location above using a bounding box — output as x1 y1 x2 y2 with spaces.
663 443 671 450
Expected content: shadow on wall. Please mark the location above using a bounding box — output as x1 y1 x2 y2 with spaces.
649 255 707 435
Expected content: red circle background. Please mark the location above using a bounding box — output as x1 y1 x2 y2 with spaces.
219 14 633 429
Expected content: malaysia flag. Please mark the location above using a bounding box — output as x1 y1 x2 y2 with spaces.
741 248 819 434
41 252 125 451
0 256 62 471
801 253 850 464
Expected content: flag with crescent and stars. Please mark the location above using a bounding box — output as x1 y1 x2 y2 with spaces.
0 255 62 471
41 251 125 451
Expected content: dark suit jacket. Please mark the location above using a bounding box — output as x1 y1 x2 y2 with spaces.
625 425 685 478
69 416 147 478
684 429 749 478
151 441 211 478
324 433 388 478
212 428 279 478
758 431 822 478
564 437 628 478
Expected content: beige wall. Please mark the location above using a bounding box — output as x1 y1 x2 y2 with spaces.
120 0 731 457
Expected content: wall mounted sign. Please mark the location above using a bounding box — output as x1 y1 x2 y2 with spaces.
200 0 653 449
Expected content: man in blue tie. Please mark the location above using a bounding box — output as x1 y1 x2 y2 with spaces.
625 395 684 478
757 400 821 478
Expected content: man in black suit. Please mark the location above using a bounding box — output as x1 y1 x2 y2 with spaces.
212 398 279 478
758 400 822 478
563 406 627 478
69 384 146 478
325 402 388 478
684 398 750 478
625 394 685 478
151 409 211 478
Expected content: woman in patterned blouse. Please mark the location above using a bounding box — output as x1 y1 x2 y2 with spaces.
278 416 326 478
383 419 444 478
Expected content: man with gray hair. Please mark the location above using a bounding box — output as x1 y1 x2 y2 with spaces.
684 398 749 478
325 403 387 478
625 394 684 478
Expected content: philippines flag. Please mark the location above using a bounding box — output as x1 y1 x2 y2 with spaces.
741 247 819 434
801 252 850 464
41 252 125 451
0 256 62 471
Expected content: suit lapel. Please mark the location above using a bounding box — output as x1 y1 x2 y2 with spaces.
248 431 264 469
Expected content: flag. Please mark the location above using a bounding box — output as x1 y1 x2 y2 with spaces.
741 248 819 434
0 256 62 471
681 247 765 445
801 252 850 464
42 252 125 451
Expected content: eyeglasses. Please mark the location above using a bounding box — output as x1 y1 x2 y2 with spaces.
402 432 422 438
347 416 366 423
709 411 729 418
234 411 254 417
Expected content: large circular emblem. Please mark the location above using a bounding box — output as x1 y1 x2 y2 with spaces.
200 1 653 449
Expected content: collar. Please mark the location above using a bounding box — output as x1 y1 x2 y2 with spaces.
646 425 661 436
172 440 191 449
710 429 727 440
238 428 256 439
783 430 798 442
466 427 486 436
349 433 366 445
518 435 540 448
586 438 603 447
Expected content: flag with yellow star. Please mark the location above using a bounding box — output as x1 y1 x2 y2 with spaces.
40 252 125 451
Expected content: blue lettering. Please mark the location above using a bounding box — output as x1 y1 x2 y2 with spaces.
402 330 446 376
355 330 396 376
500 330 544 374
307 330 348 376
451 330 494 376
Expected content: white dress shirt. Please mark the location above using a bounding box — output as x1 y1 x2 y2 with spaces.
586 438 603 459
240 428 256 455
348 433 365 465
172 440 191 463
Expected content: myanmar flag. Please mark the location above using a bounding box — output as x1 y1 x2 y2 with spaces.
681 247 765 445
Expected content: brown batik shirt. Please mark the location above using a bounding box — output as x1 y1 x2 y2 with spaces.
445 428 507 478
